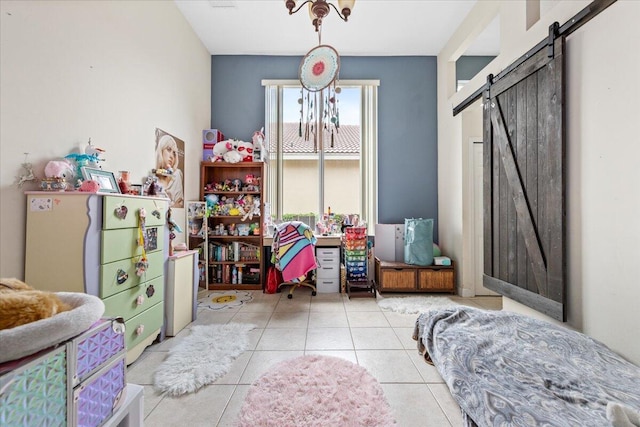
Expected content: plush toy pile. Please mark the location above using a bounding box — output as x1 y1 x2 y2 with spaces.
0 278 72 330
211 139 254 163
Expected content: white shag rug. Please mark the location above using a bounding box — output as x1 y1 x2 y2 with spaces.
153 322 256 396
377 296 458 314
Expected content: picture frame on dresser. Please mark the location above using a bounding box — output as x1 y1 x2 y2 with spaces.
81 167 120 193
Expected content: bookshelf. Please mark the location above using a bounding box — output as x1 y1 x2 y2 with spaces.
198 161 264 290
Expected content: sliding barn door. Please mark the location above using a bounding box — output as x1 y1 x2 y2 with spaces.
483 32 566 321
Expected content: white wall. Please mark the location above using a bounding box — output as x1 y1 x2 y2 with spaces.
0 0 211 278
439 0 640 365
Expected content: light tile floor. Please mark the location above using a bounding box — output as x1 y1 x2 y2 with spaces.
127 290 502 427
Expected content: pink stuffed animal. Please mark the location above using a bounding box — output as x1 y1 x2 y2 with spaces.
79 179 100 192
44 159 74 179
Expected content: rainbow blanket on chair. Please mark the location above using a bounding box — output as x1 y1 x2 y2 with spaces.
273 222 318 282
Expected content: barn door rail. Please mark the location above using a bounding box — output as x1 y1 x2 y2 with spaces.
452 0 616 117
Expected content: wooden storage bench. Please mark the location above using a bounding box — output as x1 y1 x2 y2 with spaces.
374 257 455 293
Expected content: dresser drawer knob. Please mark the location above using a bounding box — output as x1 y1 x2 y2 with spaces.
114 205 128 220
112 317 126 335
136 295 145 306
116 269 129 285
135 325 145 336
146 285 155 298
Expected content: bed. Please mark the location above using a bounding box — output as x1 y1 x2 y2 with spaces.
413 306 640 427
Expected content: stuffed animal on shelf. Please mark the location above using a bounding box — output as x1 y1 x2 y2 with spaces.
0 278 72 330
79 179 100 192
222 140 242 163
241 195 255 221
212 140 231 162
236 140 254 162
65 138 106 178
252 128 265 161
44 159 74 180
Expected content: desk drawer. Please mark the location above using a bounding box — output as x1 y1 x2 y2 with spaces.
103 196 166 230
101 227 164 264
100 250 164 298
316 247 339 259
316 263 340 279
316 278 340 293
103 276 165 322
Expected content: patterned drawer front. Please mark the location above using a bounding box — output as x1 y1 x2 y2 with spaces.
103 196 166 230
103 276 165 322
123 302 164 351
67 318 126 387
0 346 67 426
100 250 164 298
101 227 164 264
72 355 126 427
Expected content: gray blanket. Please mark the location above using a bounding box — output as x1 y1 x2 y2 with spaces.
413 306 640 427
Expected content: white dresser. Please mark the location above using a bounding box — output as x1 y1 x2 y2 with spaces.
24 192 168 364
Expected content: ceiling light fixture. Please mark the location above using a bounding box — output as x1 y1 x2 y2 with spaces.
285 0 355 32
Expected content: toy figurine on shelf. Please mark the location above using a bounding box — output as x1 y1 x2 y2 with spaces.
15 153 36 188
118 171 131 194
166 208 183 256
65 138 106 179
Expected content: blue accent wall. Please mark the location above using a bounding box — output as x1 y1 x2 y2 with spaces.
211 55 438 240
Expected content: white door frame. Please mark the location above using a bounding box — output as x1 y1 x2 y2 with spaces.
461 136 494 296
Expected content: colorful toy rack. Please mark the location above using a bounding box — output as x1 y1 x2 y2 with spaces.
342 227 375 298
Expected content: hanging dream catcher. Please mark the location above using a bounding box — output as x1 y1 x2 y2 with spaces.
298 44 341 148
299 45 340 92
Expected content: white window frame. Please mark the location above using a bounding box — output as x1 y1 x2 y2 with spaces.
262 79 379 234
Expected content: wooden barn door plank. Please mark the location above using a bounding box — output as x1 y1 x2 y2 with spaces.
489 102 548 296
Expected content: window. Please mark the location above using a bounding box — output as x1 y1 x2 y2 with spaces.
263 80 378 234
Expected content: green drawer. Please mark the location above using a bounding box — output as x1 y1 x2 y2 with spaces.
122 302 164 351
103 196 167 230
102 276 165 322
100 250 164 298
101 227 164 264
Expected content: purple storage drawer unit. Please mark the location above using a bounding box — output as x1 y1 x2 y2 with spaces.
67 317 125 387
0 345 67 426
72 355 126 427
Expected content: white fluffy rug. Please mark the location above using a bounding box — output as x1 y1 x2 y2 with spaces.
153 323 255 396
377 296 458 314
237 355 396 426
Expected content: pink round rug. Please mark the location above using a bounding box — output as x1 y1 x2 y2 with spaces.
237 355 396 426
